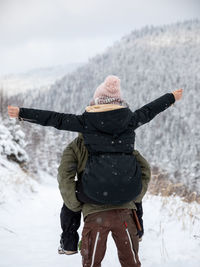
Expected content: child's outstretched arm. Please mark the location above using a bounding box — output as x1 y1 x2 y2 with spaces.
131 89 183 129
7 106 85 133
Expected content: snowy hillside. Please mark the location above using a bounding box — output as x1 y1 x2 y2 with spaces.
12 19 200 194
0 20 200 267
0 126 200 267
0 63 83 96
0 116 38 204
0 156 37 204
0 176 200 267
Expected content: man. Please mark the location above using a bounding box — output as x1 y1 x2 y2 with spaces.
57 133 151 266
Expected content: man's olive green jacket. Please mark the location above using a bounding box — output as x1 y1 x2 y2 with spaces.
57 134 151 219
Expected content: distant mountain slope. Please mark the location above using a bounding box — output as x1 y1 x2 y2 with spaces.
13 19 200 193
0 63 83 96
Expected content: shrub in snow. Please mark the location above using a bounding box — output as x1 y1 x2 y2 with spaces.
0 118 29 165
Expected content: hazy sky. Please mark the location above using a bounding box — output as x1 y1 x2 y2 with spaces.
0 0 199 75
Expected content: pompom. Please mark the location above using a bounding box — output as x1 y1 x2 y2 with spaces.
104 75 120 93
93 75 121 100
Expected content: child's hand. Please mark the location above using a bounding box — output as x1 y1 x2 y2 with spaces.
8 106 20 118
172 89 183 101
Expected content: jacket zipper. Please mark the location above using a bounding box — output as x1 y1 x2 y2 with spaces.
19 117 37 122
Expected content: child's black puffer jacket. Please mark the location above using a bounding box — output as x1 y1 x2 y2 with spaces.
19 93 175 204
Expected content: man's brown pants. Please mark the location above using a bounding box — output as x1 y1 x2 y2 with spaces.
81 209 141 267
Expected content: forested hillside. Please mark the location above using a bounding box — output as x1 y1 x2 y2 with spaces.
8 19 200 193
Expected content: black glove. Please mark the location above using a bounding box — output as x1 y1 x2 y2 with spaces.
135 202 144 239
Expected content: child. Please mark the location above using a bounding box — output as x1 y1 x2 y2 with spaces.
8 76 183 254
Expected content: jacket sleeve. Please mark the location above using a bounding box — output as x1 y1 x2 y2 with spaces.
57 138 82 212
133 150 151 203
19 108 85 132
131 93 175 129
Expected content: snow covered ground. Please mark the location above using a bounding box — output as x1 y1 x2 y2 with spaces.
0 171 200 267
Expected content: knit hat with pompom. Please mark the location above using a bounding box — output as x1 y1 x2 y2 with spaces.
94 75 121 99
90 75 128 106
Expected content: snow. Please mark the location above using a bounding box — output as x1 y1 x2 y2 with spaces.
0 171 200 267
0 119 29 164
140 195 200 267
0 20 200 266
0 157 36 205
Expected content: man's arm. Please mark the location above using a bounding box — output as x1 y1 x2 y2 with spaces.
57 138 82 212
133 150 151 202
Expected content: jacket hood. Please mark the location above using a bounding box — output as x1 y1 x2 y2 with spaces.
84 104 132 135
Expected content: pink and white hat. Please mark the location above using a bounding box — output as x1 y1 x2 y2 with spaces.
91 75 128 106
94 75 121 99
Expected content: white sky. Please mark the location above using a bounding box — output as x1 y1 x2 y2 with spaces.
0 0 199 75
